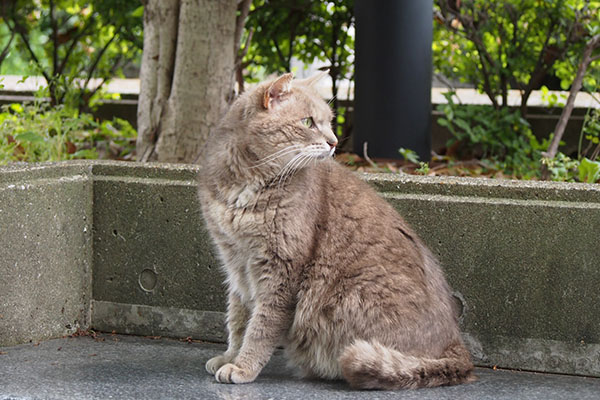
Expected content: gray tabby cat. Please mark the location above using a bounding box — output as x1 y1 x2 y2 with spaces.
197 72 474 389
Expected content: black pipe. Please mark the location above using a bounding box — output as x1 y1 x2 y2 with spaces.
354 0 433 161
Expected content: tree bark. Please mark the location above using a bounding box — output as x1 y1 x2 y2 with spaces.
137 0 237 163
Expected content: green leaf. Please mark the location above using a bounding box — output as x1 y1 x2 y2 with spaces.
454 119 472 136
10 103 24 113
443 105 454 120
71 149 99 159
398 147 420 164
578 158 600 183
15 131 45 143
437 118 450 128
131 5 144 18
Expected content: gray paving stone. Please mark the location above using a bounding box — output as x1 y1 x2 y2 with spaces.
1 335 599 400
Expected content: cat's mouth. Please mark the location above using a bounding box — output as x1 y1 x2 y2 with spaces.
315 145 335 160
317 150 334 159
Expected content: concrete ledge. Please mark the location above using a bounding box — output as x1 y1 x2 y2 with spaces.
1 160 599 378
91 300 225 343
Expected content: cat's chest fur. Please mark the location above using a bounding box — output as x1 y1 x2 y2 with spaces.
207 183 275 239
202 180 306 300
205 170 314 239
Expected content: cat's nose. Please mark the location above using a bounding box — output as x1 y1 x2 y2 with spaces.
327 138 338 150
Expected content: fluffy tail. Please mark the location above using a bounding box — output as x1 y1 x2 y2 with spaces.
339 340 475 390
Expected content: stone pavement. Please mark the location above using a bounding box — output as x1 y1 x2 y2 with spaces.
1 334 599 400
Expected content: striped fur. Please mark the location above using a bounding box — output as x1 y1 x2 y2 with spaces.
340 340 475 389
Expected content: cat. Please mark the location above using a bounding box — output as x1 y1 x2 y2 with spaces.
197 72 475 389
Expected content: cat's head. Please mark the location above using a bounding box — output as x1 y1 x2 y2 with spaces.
226 72 338 181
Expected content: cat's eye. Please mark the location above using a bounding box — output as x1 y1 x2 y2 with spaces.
301 117 315 129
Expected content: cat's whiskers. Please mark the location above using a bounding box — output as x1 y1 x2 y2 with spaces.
305 144 331 161
273 144 330 189
327 95 338 106
278 151 315 188
275 152 308 189
249 145 304 169
284 153 314 186
294 152 316 176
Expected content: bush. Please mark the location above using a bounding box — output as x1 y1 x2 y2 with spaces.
437 91 546 178
433 0 600 183
0 100 135 164
437 91 600 183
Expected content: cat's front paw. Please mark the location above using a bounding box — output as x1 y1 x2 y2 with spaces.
206 354 233 375
215 363 257 384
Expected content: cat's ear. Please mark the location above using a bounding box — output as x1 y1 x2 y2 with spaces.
296 70 329 87
263 73 294 110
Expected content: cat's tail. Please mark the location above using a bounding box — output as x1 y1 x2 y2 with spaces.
339 340 475 390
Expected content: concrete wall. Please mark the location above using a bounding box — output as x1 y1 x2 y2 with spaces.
0 163 93 346
89 162 225 342
368 174 600 376
1 160 599 377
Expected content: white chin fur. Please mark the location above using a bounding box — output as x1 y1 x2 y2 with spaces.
317 149 333 160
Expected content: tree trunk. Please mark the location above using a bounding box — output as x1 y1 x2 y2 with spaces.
137 0 237 163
